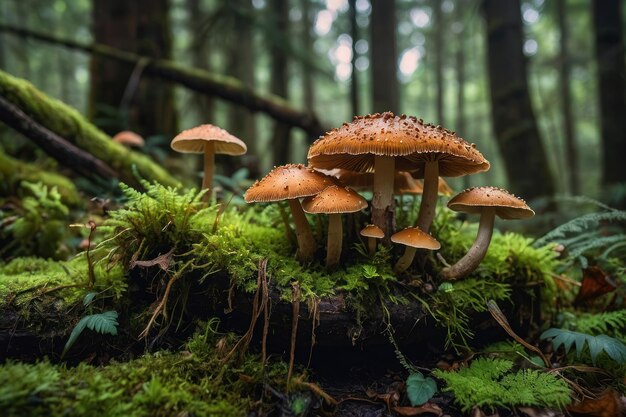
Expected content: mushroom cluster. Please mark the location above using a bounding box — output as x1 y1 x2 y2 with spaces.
240 112 534 279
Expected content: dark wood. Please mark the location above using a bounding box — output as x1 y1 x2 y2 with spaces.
349 0 360 116
371 0 399 113
0 24 326 138
0 95 118 181
483 0 555 200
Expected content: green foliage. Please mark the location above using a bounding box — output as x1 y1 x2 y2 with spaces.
540 328 626 365
571 310 626 341
406 372 437 406
63 311 119 357
0 181 72 259
433 358 572 412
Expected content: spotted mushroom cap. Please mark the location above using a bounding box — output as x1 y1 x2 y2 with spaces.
360 224 384 239
171 124 247 155
244 164 337 203
301 185 368 214
447 186 535 220
390 227 441 250
307 112 489 177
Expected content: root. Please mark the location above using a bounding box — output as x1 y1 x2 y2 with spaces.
287 281 301 384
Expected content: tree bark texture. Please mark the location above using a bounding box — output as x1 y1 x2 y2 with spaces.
0 24 326 138
371 0 399 113
483 0 555 200
90 0 178 139
592 0 626 187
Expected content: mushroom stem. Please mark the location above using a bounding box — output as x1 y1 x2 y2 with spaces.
441 207 496 280
367 237 377 255
415 160 439 232
372 155 395 242
394 246 417 274
326 214 343 268
202 141 215 202
288 199 317 263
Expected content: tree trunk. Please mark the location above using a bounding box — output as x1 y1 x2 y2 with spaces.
434 0 445 125
349 0 360 116
90 0 178 138
301 0 315 115
187 0 215 123
557 0 580 195
456 0 469 189
592 0 626 187
371 0 399 113
269 0 291 166
483 0 555 200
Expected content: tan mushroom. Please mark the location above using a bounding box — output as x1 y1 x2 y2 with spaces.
171 124 247 201
244 164 336 263
391 227 441 274
302 185 368 268
307 112 489 237
112 130 145 147
441 187 534 280
360 224 384 255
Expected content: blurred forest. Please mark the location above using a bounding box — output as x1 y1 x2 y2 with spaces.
0 0 625 208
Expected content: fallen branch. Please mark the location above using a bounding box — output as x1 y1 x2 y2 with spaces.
0 24 327 138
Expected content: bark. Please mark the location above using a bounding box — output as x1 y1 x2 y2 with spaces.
483 0 555 200
269 0 292 166
592 0 626 186
90 0 178 138
371 0 399 113
0 96 118 181
187 0 215 123
434 0 445 125
349 0 360 115
0 24 325 138
456 0 470 189
301 0 315 115
0 69 179 188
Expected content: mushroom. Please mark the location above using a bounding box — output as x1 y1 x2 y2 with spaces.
171 124 247 201
441 187 534 280
402 175 454 197
244 164 336 263
112 130 145 147
360 224 384 255
391 227 441 274
307 112 489 238
302 185 368 268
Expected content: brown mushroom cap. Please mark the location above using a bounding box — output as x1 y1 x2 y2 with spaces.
112 131 145 147
307 112 489 176
447 186 535 220
390 227 441 250
171 124 247 155
360 224 384 239
244 164 337 203
302 185 368 214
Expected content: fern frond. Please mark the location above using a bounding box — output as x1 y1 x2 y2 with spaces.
62 311 119 357
571 311 626 341
540 328 626 364
534 211 626 248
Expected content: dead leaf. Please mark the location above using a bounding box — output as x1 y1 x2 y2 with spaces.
131 249 173 271
567 389 625 417
574 266 617 306
393 403 443 416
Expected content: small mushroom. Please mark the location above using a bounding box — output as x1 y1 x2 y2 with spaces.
112 130 145 147
391 227 441 274
244 164 336 263
171 124 247 201
441 187 534 280
302 185 368 268
360 224 384 255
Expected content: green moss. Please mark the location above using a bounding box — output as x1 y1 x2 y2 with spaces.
0 323 298 417
433 357 572 412
0 70 179 188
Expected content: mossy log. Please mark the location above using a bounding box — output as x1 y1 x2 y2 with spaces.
0 70 179 188
0 149 81 205
0 24 327 139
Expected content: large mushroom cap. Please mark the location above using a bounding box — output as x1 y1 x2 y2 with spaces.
244 164 337 203
302 185 368 214
171 124 247 155
307 112 489 176
360 224 384 239
447 186 535 220
390 227 441 250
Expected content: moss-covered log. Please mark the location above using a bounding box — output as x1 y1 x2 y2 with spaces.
0 70 179 188
0 149 81 205
0 24 327 138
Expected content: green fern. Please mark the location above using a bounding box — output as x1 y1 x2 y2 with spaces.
433 358 571 412
570 311 626 341
540 328 626 365
62 311 119 357
535 211 626 248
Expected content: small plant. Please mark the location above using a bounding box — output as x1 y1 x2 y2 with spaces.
406 371 437 406
540 328 626 365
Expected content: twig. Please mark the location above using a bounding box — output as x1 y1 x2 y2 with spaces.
287 281 301 385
